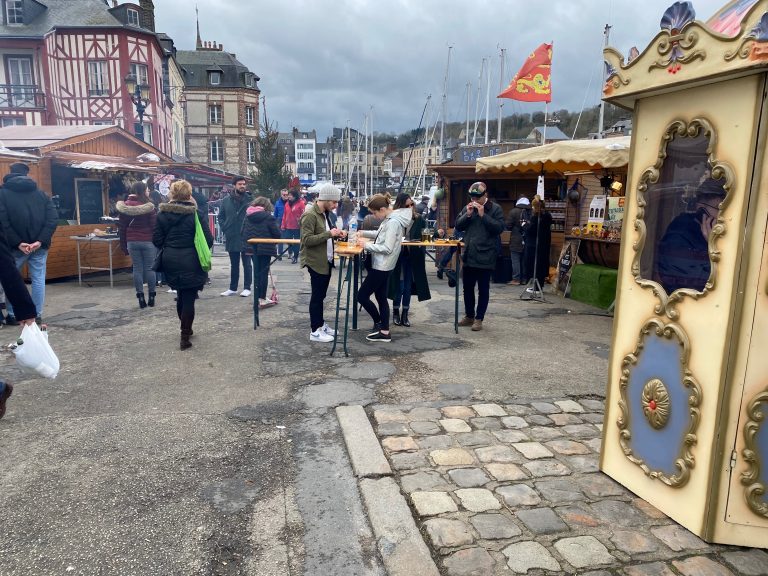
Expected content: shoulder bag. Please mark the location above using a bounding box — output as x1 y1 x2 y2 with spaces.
194 213 212 272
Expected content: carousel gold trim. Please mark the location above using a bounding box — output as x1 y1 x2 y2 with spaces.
648 30 706 72
642 379 671 429
741 390 768 518
617 318 701 487
631 117 735 320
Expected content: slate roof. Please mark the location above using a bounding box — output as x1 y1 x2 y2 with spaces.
0 0 123 37
528 125 569 141
175 49 259 90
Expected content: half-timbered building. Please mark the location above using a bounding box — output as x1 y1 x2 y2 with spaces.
0 0 179 158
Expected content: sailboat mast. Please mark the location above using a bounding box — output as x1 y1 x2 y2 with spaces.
363 114 368 198
465 82 470 146
369 106 374 197
440 46 452 162
484 56 491 144
497 48 505 144
597 24 611 139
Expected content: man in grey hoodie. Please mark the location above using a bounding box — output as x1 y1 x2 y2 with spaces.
357 194 413 342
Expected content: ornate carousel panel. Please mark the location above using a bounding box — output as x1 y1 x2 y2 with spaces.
742 391 768 517
619 319 701 487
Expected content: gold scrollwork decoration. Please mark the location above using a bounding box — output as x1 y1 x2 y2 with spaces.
649 31 706 72
617 319 701 487
741 391 768 518
724 38 754 62
632 118 735 320
642 379 671 429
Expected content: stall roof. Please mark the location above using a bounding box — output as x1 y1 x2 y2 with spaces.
0 125 110 149
48 151 161 173
475 136 631 174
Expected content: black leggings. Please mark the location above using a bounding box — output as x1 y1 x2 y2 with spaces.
252 254 271 300
176 288 198 335
358 268 391 330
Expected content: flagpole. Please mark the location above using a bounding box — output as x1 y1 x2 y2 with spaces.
542 102 548 145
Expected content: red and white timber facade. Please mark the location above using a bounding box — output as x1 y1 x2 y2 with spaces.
0 28 173 156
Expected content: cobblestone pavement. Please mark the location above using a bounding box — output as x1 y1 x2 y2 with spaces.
369 399 768 576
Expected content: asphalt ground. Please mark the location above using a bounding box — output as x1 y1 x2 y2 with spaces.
0 249 614 575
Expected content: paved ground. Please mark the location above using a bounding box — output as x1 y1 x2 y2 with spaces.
0 249 764 575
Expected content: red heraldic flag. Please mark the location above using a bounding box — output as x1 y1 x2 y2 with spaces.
498 43 553 102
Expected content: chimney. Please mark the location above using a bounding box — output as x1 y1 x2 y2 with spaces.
139 0 155 32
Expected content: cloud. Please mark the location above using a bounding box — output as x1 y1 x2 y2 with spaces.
156 0 728 139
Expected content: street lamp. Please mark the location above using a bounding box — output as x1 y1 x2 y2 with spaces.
125 73 150 141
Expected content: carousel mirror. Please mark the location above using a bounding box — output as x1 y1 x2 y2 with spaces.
637 129 726 296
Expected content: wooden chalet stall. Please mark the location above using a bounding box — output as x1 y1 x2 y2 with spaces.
0 125 172 280
476 137 630 305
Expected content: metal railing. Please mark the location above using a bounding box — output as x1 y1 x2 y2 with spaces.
0 85 46 109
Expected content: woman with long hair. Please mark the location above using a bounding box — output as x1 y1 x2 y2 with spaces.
357 194 413 342
241 196 281 306
153 180 213 350
117 181 157 308
390 193 431 326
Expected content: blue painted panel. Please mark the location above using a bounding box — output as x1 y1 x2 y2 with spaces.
757 406 768 505
628 332 691 476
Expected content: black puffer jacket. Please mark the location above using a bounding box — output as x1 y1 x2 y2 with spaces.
0 176 58 249
240 210 281 255
153 201 213 290
455 200 505 269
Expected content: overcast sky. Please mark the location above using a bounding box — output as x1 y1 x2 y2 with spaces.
155 0 729 139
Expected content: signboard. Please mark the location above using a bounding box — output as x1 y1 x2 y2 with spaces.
75 178 104 225
607 196 625 222
556 238 581 295
586 194 607 234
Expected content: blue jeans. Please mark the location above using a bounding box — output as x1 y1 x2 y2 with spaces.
283 229 300 258
393 255 413 309
510 251 523 282
127 241 157 294
7 248 47 318
228 251 252 291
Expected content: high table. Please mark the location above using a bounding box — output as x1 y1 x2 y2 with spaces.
331 242 363 357
246 238 301 329
402 239 463 333
69 235 121 287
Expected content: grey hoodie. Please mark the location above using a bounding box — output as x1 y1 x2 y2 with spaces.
361 208 413 271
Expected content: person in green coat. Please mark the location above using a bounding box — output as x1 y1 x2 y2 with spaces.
217 176 253 297
389 193 431 327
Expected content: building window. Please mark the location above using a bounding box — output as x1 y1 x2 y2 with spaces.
6 0 22 24
126 8 140 26
209 104 222 124
129 62 148 87
134 122 152 145
210 139 223 163
209 72 221 86
247 140 256 164
87 61 109 97
1 116 25 127
245 106 255 127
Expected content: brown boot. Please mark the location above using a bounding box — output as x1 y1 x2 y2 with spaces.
458 316 475 327
471 319 483 331
180 333 192 350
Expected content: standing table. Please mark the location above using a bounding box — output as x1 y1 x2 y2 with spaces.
69 235 121 287
402 239 463 333
330 243 363 357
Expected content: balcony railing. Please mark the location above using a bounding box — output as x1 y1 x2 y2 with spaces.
0 85 46 109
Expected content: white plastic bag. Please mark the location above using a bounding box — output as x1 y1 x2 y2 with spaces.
11 323 60 379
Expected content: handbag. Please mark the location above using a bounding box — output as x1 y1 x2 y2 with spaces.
151 248 164 272
194 213 212 272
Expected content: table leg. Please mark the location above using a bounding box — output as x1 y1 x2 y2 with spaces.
330 256 346 356
454 247 460 334
343 259 353 356
76 242 82 286
352 254 359 330
108 241 114 288
253 253 260 329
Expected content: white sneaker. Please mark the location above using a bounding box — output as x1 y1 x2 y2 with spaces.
167 288 176 294
220 289 237 296
310 329 334 343
240 289 252 297
321 323 336 337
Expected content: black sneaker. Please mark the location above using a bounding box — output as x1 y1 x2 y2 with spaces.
367 322 381 337
366 331 392 342
0 381 13 420
5 315 18 326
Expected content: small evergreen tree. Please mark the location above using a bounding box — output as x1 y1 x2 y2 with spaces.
249 112 292 200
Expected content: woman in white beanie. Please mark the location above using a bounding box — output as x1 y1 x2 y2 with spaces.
300 183 347 342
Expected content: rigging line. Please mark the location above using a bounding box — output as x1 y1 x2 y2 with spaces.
398 94 431 195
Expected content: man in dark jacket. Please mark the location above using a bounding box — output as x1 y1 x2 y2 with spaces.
0 221 38 419
454 181 505 331
0 163 58 324
217 176 253 297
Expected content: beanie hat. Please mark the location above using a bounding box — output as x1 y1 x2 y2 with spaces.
317 183 341 202
9 162 29 175
516 197 530 207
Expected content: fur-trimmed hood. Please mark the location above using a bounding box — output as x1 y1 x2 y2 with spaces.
116 198 155 216
158 201 197 214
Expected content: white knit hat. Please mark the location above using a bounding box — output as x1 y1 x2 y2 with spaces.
516 197 531 207
317 183 341 201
